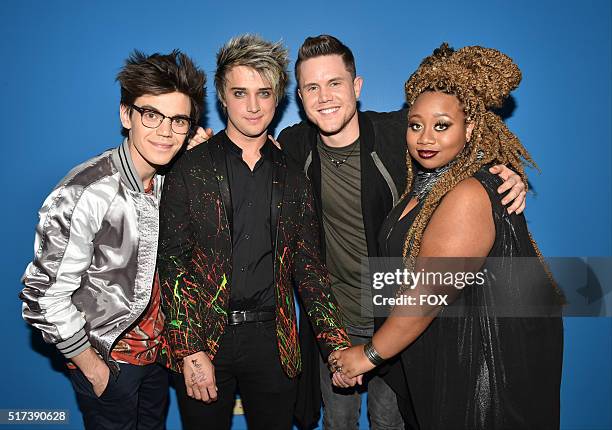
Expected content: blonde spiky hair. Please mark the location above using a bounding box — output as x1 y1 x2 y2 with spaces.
215 34 289 105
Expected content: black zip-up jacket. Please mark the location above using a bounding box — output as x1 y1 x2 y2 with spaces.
278 109 407 428
279 110 407 260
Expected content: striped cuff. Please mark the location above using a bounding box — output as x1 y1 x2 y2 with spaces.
56 328 91 358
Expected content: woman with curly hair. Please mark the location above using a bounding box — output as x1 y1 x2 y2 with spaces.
329 44 564 429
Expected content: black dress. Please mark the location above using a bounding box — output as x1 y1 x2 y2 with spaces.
378 167 563 430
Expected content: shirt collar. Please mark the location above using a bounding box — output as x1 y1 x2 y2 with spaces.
222 130 274 161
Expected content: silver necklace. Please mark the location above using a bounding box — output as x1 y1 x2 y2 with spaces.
410 149 484 200
319 141 358 168
411 163 453 200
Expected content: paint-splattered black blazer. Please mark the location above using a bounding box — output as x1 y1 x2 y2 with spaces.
157 132 349 377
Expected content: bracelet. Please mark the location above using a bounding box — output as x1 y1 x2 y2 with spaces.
363 341 385 366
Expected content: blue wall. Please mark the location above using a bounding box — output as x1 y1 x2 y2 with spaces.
1 1 610 429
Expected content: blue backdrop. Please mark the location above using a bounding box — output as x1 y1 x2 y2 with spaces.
1 1 610 429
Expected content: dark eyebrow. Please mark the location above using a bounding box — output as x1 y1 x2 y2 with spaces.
301 76 344 88
138 105 190 119
409 112 452 118
138 105 161 112
230 87 273 91
408 112 454 121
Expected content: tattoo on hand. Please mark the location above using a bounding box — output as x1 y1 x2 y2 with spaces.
191 359 202 369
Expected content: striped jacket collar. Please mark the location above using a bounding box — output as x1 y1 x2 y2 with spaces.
111 139 163 197
111 139 143 192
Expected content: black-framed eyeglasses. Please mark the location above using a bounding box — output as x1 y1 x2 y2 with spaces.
131 105 192 135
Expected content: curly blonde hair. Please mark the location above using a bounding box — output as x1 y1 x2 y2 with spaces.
401 43 548 271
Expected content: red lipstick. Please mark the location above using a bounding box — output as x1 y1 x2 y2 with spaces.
417 150 439 159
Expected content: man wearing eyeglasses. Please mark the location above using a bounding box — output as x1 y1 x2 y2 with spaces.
20 50 206 430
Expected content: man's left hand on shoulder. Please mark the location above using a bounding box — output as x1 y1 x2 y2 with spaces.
489 164 527 214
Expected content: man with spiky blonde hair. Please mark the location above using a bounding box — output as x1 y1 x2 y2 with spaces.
214 34 289 108
158 34 350 430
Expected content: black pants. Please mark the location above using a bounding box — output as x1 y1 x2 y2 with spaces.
173 320 298 430
68 362 168 430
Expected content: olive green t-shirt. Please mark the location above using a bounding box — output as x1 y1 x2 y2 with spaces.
318 137 373 329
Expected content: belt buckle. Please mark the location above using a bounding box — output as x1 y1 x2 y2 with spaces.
230 310 248 325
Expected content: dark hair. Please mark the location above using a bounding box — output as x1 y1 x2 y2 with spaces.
295 34 356 83
116 49 206 137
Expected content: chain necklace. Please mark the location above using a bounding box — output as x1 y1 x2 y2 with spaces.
319 140 358 168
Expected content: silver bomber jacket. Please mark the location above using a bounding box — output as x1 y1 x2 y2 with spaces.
20 140 163 372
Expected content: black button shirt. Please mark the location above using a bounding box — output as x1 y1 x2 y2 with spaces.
222 132 275 311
